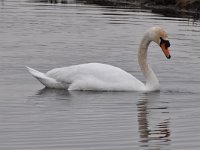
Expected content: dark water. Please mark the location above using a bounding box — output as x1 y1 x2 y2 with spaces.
0 1 200 150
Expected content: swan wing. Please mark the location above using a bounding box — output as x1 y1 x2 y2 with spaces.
46 63 145 91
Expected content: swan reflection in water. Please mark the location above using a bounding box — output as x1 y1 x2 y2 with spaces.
137 92 171 149
36 88 71 97
31 89 171 149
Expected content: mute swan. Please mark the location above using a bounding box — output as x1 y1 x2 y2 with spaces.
27 27 171 92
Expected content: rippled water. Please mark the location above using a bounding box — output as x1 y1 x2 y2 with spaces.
0 0 200 150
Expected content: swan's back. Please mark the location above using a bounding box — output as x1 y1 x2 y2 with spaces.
46 63 145 91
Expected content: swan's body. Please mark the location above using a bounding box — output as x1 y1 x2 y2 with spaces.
27 63 145 91
27 27 171 92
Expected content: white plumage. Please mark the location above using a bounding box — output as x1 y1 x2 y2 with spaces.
27 27 171 92
27 63 145 91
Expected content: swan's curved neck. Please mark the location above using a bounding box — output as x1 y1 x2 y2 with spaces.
138 32 159 91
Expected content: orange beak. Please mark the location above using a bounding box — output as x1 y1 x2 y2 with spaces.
160 43 171 59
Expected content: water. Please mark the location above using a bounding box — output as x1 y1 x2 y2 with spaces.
0 1 200 150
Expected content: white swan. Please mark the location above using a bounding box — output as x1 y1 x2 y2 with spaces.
27 27 171 92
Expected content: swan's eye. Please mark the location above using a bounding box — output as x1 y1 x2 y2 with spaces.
165 40 170 48
160 37 170 48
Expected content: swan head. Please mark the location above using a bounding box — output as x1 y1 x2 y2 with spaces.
148 27 171 59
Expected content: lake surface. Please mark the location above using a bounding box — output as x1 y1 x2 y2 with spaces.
0 0 200 150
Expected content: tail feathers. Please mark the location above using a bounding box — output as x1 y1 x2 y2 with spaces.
26 67 65 88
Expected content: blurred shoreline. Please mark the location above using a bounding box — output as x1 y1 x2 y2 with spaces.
32 0 200 19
